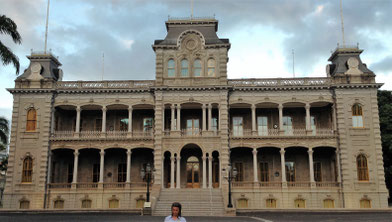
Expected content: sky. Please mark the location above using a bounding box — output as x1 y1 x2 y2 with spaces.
1 0 392 121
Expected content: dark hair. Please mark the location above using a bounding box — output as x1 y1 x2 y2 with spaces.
171 202 182 217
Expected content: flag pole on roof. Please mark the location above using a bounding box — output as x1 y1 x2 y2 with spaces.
44 0 50 54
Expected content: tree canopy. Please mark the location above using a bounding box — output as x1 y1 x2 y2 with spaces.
0 14 22 74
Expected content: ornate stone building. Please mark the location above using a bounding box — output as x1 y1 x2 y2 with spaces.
2 18 388 213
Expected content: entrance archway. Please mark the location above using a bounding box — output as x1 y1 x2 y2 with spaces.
179 144 203 189
186 156 200 188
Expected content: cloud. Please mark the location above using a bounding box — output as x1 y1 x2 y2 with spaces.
370 55 392 73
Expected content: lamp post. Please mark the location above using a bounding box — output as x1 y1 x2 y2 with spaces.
225 163 237 208
140 163 154 202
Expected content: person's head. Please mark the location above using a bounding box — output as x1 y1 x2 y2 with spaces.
171 202 182 217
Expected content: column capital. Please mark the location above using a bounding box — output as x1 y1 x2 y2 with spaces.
208 156 213 161
202 156 207 161
127 150 132 155
307 149 313 155
176 104 181 109
176 156 181 161
207 104 212 109
100 150 105 156
171 105 176 109
128 106 133 111
76 107 82 112
102 107 107 112
170 156 175 161
280 149 285 155
251 104 256 110
278 104 283 109
202 104 207 109
74 150 79 156
305 103 310 109
252 149 258 155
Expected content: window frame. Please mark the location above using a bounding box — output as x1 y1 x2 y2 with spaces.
259 162 269 182
26 108 37 132
193 58 202 77
22 156 33 183
352 103 364 128
181 59 189 77
167 59 176 77
357 154 369 181
285 161 295 182
207 58 216 77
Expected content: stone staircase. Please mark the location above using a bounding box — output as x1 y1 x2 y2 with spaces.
153 189 226 216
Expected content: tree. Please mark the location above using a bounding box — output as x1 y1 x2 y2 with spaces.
0 117 9 151
378 90 392 202
0 14 22 74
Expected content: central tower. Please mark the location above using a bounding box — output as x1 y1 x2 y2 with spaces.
152 18 230 86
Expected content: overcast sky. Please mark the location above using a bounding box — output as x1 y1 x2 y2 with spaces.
1 0 391 121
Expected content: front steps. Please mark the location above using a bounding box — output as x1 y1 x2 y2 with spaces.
153 188 225 216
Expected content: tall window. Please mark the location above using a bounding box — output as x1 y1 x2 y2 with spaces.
285 161 295 182
118 163 126 182
352 104 363 127
22 156 33 182
143 118 153 132
207 59 215 77
233 117 243 136
67 164 73 183
357 154 369 181
120 118 128 131
257 116 268 136
260 162 269 182
283 116 293 135
314 162 322 182
186 118 199 135
193 59 202 77
26 108 37 131
95 118 102 131
234 162 244 181
168 59 175 77
93 164 100 182
211 117 218 131
181 59 189 77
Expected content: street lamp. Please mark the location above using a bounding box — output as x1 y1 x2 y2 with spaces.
140 163 154 202
225 163 237 208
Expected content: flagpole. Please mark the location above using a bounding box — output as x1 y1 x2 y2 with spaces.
44 0 50 54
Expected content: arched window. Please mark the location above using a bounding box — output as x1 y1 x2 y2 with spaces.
357 154 369 181
22 156 33 182
20 200 30 209
181 59 189 77
360 199 371 208
54 199 64 209
109 199 119 208
323 199 335 208
26 108 37 131
207 59 215 77
266 199 277 208
352 104 363 127
81 199 92 208
193 59 202 77
168 59 175 77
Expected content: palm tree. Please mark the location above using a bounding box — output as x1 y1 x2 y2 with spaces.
0 15 22 74
0 117 9 151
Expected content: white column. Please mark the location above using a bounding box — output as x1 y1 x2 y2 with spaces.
332 104 337 131
305 104 311 131
75 107 81 133
278 104 283 130
252 148 258 182
170 156 175 189
280 148 286 182
99 150 105 183
128 107 133 132
171 105 175 131
308 149 315 182
102 107 107 132
335 149 342 183
251 104 256 133
176 156 181 188
72 150 79 183
176 105 181 131
208 155 213 188
202 104 207 131
208 104 212 131
202 155 207 188
126 150 132 183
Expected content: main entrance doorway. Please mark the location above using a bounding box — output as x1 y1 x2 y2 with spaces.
186 156 200 188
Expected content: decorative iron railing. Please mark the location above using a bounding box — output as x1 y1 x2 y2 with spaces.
229 77 331 87
56 80 154 89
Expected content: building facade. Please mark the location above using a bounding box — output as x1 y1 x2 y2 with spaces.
2 18 388 212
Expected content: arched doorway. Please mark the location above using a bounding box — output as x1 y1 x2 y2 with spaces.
186 156 200 188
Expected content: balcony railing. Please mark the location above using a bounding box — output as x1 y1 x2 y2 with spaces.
229 77 331 87
56 80 155 89
102 182 126 189
48 182 152 190
230 128 335 137
51 130 153 140
229 181 339 189
48 183 72 189
76 183 99 189
181 128 202 136
287 182 311 188
315 182 340 188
